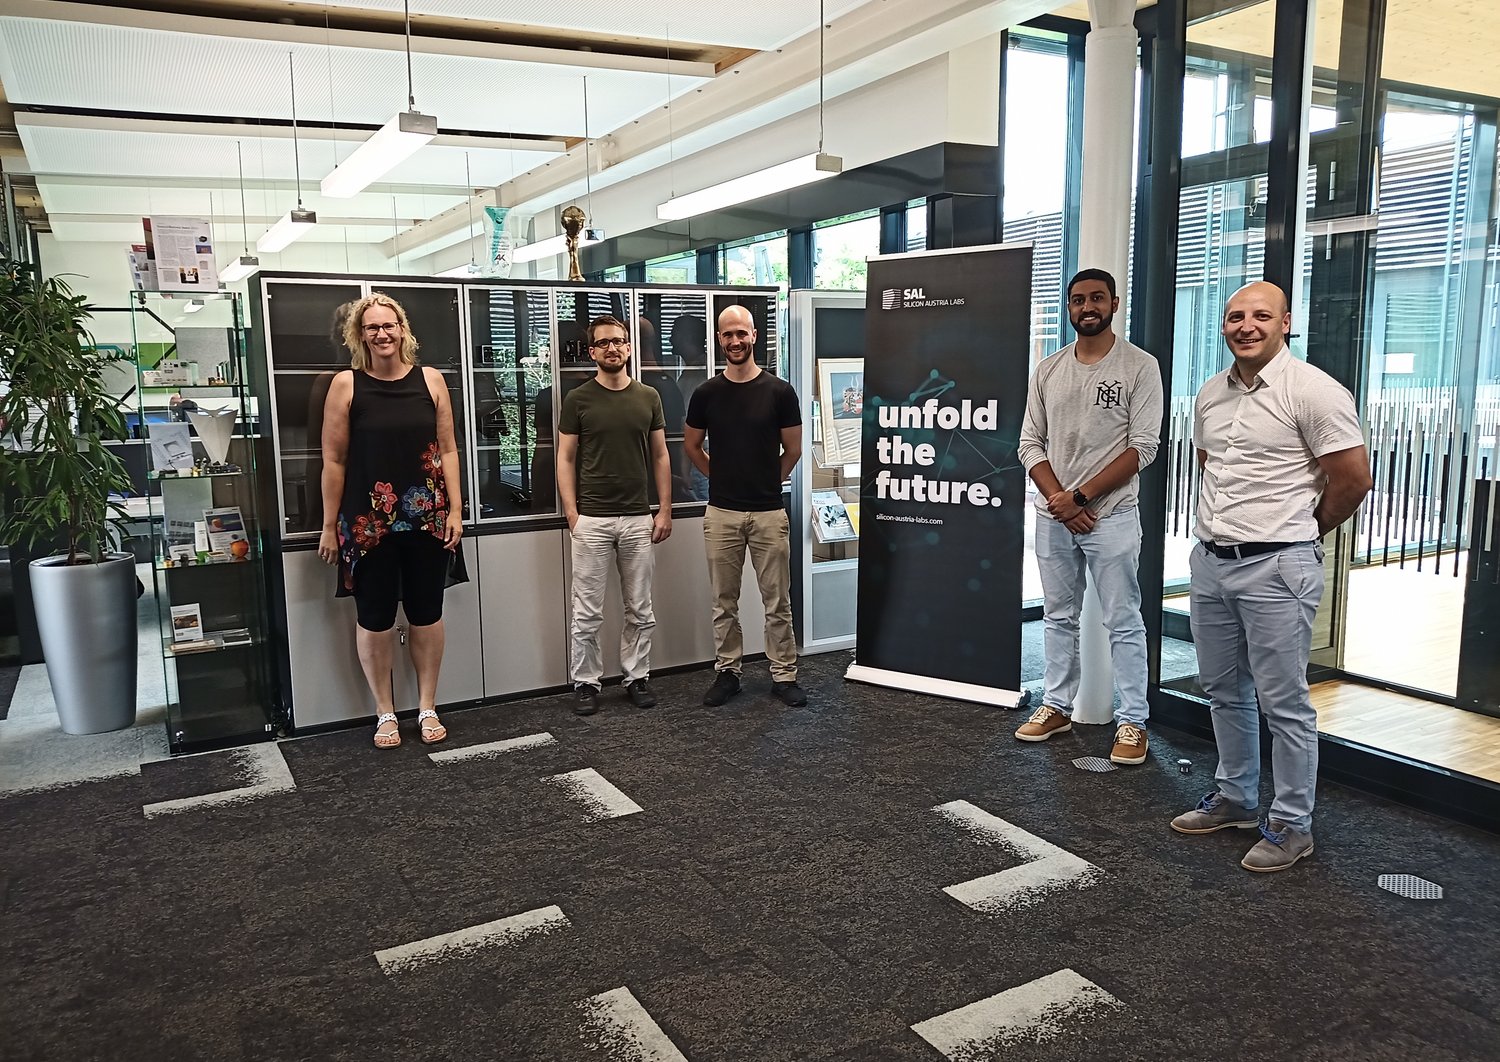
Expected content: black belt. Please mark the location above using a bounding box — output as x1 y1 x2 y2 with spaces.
1200 540 1303 560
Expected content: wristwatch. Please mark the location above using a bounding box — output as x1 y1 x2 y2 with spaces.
1072 488 1090 508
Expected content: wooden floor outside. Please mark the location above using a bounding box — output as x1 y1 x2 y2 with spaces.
1343 553 1463 697
1311 680 1500 785
1169 553 1500 785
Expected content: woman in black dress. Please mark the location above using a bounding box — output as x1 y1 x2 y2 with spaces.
318 293 464 748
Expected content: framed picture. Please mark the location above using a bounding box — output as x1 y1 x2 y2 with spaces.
817 357 864 468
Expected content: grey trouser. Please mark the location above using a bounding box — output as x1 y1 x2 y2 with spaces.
1189 540 1324 832
569 514 655 688
703 505 798 682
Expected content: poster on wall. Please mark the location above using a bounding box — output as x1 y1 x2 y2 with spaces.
846 244 1033 706
144 216 218 292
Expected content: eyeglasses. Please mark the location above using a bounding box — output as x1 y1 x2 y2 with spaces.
590 337 629 350
363 323 401 335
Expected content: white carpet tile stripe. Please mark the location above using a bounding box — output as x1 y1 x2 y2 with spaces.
142 743 296 819
934 800 1102 913
375 905 570 976
935 800 1078 862
944 853 1104 914
548 767 643 821
428 731 557 763
911 968 1125 1058
577 986 690 1061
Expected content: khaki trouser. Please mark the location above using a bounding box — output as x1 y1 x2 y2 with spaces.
703 504 797 682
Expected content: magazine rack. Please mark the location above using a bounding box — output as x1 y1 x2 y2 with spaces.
131 291 277 754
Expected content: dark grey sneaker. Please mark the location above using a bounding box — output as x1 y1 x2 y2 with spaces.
572 684 599 716
1170 792 1260 835
1241 819 1315 872
702 670 741 706
771 681 808 707
627 678 657 709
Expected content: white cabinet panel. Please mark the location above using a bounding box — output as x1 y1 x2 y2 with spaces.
477 530 570 697
283 546 482 729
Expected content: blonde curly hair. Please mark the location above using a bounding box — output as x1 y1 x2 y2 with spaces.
342 293 421 370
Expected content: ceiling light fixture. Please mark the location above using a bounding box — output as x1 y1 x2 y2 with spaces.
321 1 436 198
656 1 841 221
220 140 260 282
259 53 318 254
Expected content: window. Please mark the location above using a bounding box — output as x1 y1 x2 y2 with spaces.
813 211 880 290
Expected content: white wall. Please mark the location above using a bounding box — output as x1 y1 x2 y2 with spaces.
38 235 401 340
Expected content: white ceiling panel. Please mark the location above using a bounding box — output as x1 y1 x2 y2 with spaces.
308 0 877 51
35 177 469 232
0 17 705 136
19 123 555 192
48 216 401 247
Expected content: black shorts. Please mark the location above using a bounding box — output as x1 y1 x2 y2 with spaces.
352 531 449 631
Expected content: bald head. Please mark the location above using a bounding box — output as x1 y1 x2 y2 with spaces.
1222 281 1291 366
716 304 757 368
1226 281 1289 318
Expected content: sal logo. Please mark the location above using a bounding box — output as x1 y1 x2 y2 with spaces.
1095 380 1124 409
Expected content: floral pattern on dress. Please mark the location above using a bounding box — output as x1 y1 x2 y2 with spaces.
401 485 436 518
371 480 397 513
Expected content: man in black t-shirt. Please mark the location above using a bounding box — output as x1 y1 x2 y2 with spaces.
685 304 806 707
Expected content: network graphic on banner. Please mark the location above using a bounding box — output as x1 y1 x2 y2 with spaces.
849 245 1034 706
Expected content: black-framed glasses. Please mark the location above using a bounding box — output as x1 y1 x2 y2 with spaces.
363 322 401 335
590 336 629 350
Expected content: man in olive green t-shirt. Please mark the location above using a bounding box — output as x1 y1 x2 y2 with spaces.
557 314 673 716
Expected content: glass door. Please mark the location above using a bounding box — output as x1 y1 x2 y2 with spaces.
1156 0 1278 694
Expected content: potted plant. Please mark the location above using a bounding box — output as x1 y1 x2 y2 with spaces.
0 261 138 734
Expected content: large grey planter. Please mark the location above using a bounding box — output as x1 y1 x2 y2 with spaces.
29 552 138 734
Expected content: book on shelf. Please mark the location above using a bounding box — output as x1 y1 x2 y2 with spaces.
167 637 218 655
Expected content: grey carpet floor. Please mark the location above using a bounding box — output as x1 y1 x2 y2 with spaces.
4 651 1500 1061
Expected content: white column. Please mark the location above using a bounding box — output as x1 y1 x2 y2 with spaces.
1071 0 1139 725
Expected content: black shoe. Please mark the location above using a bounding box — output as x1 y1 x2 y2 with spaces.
771 681 807 707
573 685 599 716
627 678 657 709
702 670 741 706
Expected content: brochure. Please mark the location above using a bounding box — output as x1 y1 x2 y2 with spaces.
811 489 858 543
169 602 203 643
145 215 219 292
203 506 249 559
149 422 194 472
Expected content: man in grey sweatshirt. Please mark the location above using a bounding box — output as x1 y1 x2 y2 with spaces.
1014 269 1164 765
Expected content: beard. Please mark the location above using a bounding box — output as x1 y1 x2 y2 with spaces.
597 358 626 374
723 345 753 364
1072 311 1113 337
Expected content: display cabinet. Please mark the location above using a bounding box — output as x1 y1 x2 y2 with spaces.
132 291 278 753
249 273 779 732
789 290 864 653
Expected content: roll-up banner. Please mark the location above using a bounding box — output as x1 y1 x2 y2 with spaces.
847 244 1033 706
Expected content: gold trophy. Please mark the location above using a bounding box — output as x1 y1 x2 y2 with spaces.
561 204 587 282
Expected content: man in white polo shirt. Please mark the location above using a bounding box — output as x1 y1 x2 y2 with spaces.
1170 281 1372 872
